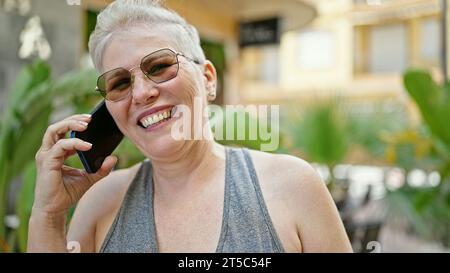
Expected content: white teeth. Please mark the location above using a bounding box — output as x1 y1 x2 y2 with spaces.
139 109 173 128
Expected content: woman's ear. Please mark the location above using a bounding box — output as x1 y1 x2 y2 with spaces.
202 60 217 102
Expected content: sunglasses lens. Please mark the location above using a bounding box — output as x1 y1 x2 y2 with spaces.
97 68 131 101
96 49 182 102
141 49 179 83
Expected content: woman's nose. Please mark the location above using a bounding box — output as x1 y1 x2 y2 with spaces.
131 72 159 104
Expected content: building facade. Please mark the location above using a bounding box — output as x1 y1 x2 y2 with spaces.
0 0 446 113
242 0 445 106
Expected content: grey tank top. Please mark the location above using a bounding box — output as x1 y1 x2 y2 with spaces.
100 147 285 253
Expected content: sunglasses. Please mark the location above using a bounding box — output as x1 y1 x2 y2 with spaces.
96 48 201 102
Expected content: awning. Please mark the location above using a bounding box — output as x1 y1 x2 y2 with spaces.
85 0 317 39
221 0 317 32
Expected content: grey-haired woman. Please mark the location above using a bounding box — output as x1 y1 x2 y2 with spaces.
28 0 352 253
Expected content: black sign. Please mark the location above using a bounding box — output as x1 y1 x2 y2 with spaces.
239 17 281 47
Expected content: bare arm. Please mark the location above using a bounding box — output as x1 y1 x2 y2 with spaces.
27 208 68 252
66 166 137 253
249 151 352 253
293 161 352 252
65 194 97 253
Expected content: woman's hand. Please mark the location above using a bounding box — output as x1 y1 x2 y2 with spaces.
33 114 117 214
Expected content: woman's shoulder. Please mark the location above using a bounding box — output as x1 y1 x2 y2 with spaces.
82 161 144 209
246 149 353 252
245 149 327 211
72 161 144 223
246 149 321 186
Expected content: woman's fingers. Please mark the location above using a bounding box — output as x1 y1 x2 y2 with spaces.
50 138 92 160
86 155 118 184
63 149 78 161
41 115 91 151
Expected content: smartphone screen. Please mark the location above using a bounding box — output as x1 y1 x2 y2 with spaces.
70 100 124 173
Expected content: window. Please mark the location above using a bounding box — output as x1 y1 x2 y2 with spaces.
260 46 279 84
368 23 407 73
420 18 440 64
242 45 280 84
298 30 335 70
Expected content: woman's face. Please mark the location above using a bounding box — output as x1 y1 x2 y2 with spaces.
101 27 216 160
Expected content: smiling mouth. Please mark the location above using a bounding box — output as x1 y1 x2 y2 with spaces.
138 106 177 129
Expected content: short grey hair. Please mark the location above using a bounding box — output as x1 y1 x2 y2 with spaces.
88 0 206 71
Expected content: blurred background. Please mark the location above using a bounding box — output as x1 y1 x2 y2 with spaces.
1 0 450 253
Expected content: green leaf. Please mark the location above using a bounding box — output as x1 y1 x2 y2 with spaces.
52 69 98 99
404 70 450 146
413 188 436 212
7 60 51 111
16 162 36 253
10 106 52 178
293 101 348 165
14 80 53 123
347 105 406 159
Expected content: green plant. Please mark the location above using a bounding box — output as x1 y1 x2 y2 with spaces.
380 127 440 172
404 70 450 175
404 71 450 146
15 162 36 252
347 105 408 161
395 69 450 247
0 60 51 250
291 101 349 192
0 60 99 252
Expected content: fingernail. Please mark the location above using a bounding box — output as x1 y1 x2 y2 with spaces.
78 121 88 127
84 141 92 146
82 114 92 118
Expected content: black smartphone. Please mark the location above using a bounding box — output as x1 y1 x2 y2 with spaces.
70 100 124 173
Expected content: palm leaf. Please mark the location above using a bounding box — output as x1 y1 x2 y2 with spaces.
15 162 36 253
404 70 450 146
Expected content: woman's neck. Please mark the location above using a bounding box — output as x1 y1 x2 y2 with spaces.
150 141 226 199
